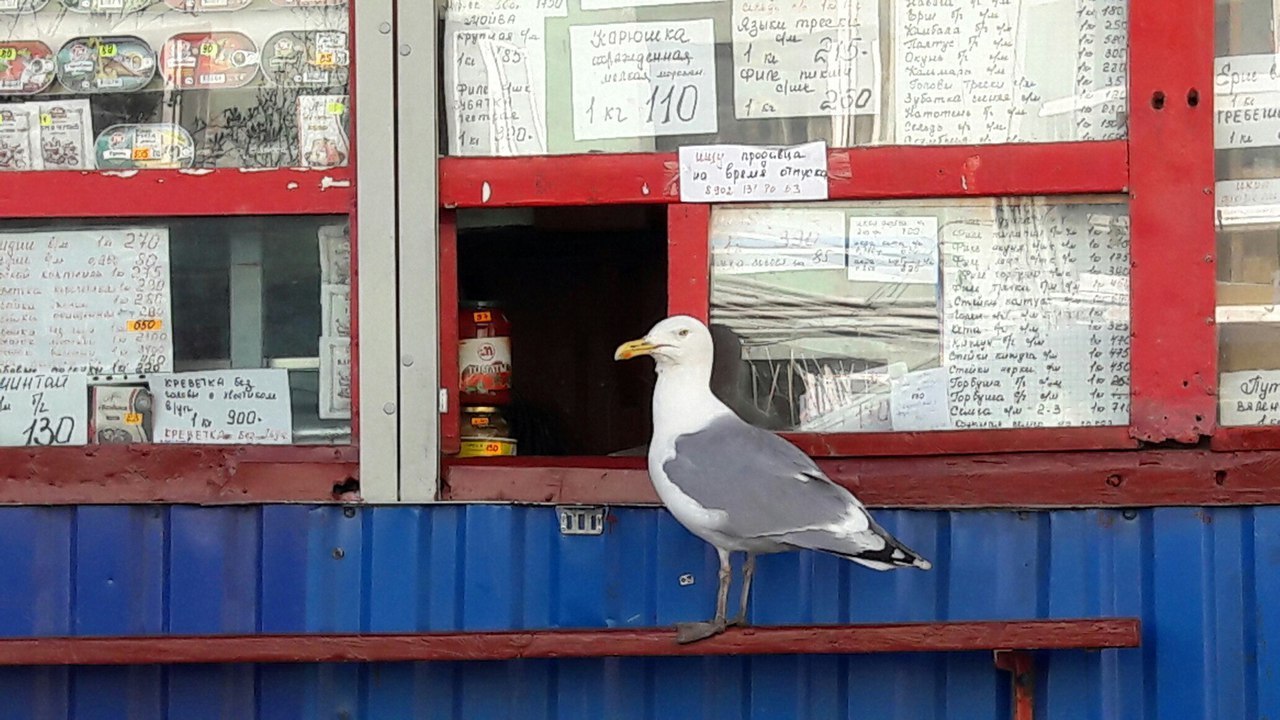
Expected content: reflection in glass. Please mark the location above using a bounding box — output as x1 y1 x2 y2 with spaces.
0 1 349 170
438 0 1128 156
1215 0 1280 425
708 197 1130 433
0 215 350 447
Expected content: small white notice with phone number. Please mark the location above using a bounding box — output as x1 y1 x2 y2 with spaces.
679 141 829 202
150 369 293 445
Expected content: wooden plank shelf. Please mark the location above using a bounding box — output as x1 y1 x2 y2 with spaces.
0 619 1140 666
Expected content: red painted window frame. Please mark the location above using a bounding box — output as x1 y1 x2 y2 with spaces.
438 144 1139 464
0 5 360 505
437 0 1221 503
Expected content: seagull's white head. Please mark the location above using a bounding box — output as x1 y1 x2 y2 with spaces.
614 315 714 372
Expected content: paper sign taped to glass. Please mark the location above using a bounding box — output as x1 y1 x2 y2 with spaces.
680 141 829 202
297 94 348 168
0 227 174 376
569 19 718 141
0 373 89 447
149 369 293 444
711 207 846 275
731 0 880 120
319 336 351 420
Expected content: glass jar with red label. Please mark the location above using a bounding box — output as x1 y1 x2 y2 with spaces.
459 300 512 406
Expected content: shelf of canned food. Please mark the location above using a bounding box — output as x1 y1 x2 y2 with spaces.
0 0 348 171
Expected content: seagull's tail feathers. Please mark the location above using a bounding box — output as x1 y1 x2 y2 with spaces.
780 527 933 572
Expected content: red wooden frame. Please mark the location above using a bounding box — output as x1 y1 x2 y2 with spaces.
667 195 1139 457
0 168 351 218
667 204 710 321
442 448 1280 508
0 620 1139 665
443 142 1137 464
1126 0 1216 445
440 141 1128 208
428 0 1255 503
440 210 462 456
1211 428 1280 451
0 6 360 504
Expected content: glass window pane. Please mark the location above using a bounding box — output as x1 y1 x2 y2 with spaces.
439 0 1127 156
707 197 1130 432
1215 0 1280 426
0 215 350 447
0 2 349 170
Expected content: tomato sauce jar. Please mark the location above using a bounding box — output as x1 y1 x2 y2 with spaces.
459 300 512 406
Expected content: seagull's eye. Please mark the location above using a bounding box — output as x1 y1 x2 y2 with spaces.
678 329 690 337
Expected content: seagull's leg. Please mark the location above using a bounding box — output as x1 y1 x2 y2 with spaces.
729 552 755 627
676 548 732 644
714 547 731 620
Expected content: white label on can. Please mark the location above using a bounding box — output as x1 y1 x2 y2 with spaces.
459 337 512 394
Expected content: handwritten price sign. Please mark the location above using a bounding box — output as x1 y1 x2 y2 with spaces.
0 374 88 447
149 369 292 444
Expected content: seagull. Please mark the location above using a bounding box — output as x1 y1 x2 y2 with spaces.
615 315 933 644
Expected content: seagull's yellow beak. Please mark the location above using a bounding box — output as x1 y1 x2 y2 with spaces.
614 338 657 361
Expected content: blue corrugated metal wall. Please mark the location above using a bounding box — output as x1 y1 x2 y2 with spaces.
0 504 1272 719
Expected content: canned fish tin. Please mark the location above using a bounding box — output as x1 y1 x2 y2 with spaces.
459 406 517 457
0 41 56 94
163 0 252 10
0 0 49 13
56 36 156 93
160 31 259 89
60 0 154 13
262 30 348 87
95 123 195 169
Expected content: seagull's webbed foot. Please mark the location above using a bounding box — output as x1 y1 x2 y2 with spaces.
676 619 727 644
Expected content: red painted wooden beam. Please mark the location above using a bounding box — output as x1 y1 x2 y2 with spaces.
780 427 1137 457
0 445 358 504
0 620 1139 666
0 168 353 218
439 142 1127 208
443 449 1280 508
1126 0 1216 443
995 651 1037 720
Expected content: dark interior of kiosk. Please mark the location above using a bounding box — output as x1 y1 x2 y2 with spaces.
456 205 667 456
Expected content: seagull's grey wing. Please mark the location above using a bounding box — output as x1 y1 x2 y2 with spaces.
662 414 862 538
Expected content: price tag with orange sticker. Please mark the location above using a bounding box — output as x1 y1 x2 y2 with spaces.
126 318 163 332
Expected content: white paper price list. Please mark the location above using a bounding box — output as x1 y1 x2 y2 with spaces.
0 228 174 375
101 230 172 374
941 207 1129 429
